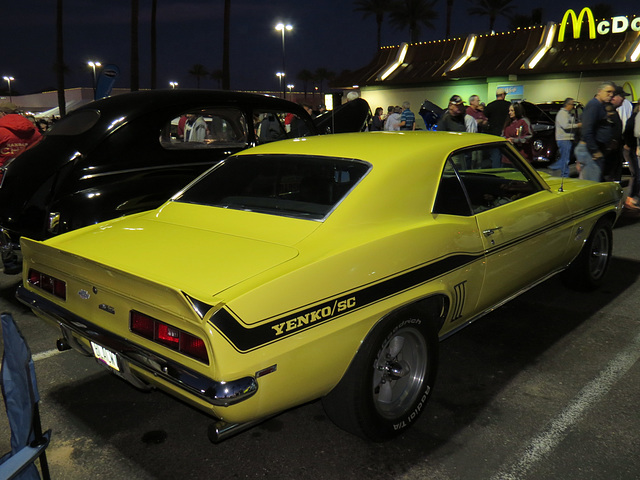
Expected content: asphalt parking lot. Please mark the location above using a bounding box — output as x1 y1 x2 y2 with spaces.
2 210 640 480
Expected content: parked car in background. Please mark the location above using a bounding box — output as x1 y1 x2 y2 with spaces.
18 132 622 442
521 101 583 167
0 90 369 274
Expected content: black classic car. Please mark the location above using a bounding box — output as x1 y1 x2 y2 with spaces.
0 90 369 274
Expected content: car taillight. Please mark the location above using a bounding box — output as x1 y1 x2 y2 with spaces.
130 310 209 364
27 269 66 300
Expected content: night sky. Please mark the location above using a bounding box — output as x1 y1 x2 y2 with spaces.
3 0 639 95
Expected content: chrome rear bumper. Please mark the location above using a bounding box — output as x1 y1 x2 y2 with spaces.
16 284 258 407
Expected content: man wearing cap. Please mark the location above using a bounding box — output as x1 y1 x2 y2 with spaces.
0 102 42 167
605 84 630 181
484 88 510 136
437 95 476 133
550 97 581 178
614 84 633 131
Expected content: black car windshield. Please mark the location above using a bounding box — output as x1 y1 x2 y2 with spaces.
175 154 371 220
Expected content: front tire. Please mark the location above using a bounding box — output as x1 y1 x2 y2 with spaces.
322 311 439 441
562 218 613 291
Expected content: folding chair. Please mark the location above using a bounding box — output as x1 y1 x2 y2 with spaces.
0 312 51 480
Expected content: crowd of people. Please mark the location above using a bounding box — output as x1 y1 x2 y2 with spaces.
369 83 640 209
369 101 418 132
570 82 640 211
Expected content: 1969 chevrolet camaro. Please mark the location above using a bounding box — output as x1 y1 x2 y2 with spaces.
17 132 623 442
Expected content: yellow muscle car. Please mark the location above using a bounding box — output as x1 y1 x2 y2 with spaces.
17 132 623 442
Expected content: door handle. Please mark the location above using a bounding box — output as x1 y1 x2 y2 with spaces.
482 227 503 237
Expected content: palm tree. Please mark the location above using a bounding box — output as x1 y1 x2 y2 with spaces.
297 69 315 98
130 0 140 91
222 0 231 90
314 68 335 96
189 64 210 89
510 7 542 29
353 0 389 50
388 0 438 44
150 0 157 89
56 0 66 116
211 69 224 89
467 0 515 32
445 0 453 38
590 3 614 20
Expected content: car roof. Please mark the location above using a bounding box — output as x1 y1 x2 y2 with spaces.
69 89 310 124
234 131 506 171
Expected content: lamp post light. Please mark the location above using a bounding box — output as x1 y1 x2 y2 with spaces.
275 23 292 99
87 61 102 96
276 72 285 96
169 81 178 89
287 84 294 100
3 76 14 101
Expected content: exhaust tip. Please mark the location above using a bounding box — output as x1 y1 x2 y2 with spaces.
56 338 71 351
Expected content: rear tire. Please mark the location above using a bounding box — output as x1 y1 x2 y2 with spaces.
562 218 613 291
322 310 439 441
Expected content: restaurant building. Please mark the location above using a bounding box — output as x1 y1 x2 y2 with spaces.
334 7 640 123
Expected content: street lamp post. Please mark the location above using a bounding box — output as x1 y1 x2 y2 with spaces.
287 84 294 100
276 72 285 97
87 61 102 98
169 81 178 89
275 23 292 99
3 76 14 101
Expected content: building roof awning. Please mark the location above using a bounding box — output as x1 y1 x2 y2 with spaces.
333 14 640 89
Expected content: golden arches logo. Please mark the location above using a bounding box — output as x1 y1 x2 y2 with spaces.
558 8 596 42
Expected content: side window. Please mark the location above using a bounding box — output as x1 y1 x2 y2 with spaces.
160 108 248 150
453 145 542 214
254 110 313 144
433 160 472 216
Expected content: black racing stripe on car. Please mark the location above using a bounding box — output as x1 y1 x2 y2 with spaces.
210 201 617 352
208 252 482 352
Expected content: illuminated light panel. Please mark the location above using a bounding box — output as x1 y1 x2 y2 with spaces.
525 22 558 69
627 34 640 62
447 34 478 72
378 42 409 81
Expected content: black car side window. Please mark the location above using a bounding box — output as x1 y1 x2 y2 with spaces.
253 110 314 144
160 108 247 150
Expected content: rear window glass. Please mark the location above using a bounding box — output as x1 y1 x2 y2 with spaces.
175 154 370 220
46 110 100 136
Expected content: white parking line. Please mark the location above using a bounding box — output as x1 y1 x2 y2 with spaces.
491 329 640 480
32 348 64 362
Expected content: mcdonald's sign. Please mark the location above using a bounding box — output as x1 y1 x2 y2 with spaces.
557 7 640 42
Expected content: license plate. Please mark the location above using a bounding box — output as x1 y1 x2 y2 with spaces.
91 342 120 372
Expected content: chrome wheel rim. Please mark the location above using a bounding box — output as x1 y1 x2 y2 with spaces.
372 326 428 419
588 228 610 280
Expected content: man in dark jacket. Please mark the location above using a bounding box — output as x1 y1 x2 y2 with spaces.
0 102 42 167
574 82 616 181
483 88 510 136
437 95 467 132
